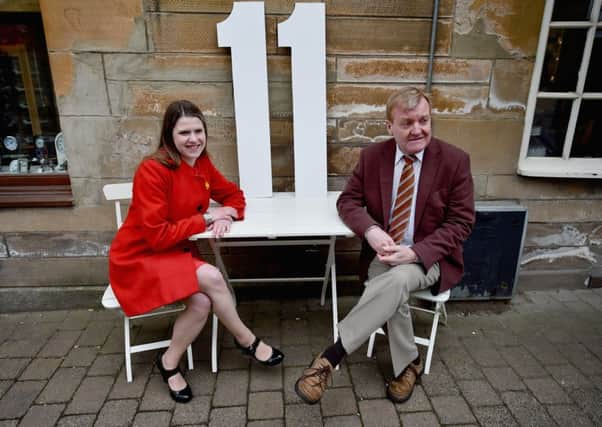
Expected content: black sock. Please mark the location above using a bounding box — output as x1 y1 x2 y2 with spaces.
322 338 347 367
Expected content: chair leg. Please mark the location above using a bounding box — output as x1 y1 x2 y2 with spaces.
424 303 442 375
367 331 377 358
441 302 448 326
124 316 133 383
186 345 194 371
211 313 218 373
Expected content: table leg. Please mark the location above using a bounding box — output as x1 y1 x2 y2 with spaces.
208 238 237 305
331 256 339 343
321 236 335 306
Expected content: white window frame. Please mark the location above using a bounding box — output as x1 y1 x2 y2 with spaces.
518 0 602 179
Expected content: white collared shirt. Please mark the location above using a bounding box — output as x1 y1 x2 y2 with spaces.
389 146 424 246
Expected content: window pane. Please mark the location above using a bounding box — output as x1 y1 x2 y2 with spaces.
570 100 602 158
552 0 594 21
540 29 587 92
584 30 602 91
0 13 63 175
528 99 572 157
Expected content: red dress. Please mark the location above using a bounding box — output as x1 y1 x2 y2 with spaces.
108 155 245 316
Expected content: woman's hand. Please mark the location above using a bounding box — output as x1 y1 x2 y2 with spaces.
209 217 233 238
207 206 237 221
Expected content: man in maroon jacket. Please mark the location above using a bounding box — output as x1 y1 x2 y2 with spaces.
295 87 475 404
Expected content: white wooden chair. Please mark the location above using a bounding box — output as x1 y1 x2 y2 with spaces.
102 183 219 382
366 288 450 375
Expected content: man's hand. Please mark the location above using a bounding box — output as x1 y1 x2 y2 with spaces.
365 226 395 255
207 206 237 221
377 244 418 266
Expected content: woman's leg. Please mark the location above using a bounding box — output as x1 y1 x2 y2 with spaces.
162 292 211 391
196 264 272 361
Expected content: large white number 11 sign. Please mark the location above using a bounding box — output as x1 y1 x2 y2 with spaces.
218 2 327 198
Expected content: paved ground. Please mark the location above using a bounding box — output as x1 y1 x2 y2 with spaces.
0 288 601 426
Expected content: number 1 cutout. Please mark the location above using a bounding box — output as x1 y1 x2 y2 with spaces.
279 3 327 197
217 2 273 197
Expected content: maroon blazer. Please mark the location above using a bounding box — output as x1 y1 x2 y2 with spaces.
337 137 475 294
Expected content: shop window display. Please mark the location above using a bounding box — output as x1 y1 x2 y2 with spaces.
0 13 65 175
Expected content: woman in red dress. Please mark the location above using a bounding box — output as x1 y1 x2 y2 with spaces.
109 100 283 403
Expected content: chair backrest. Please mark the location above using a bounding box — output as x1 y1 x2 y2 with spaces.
103 183 133 229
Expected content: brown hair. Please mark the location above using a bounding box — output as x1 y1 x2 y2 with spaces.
386 87 431 122
147 100 208 169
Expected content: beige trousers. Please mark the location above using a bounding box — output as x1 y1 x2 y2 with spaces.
338 258 440 376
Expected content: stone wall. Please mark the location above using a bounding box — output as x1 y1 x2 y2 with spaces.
1 0 601 311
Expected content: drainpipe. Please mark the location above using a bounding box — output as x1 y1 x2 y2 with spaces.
426 0 440 93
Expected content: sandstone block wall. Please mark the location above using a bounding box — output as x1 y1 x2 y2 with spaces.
1 0 600 311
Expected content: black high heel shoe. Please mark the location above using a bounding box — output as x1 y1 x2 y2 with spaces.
155 351 193 403
234 337 284 366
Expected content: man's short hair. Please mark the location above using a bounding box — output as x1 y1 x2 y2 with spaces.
386 87 431 121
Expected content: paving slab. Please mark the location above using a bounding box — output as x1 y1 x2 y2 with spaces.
482 366 526 391
56 415 95 427
36 367 86 404
172 395 210 425
61 346 98 367
250 363 283 391
94 399 138 426
547 404 595 427
19 357 61 380
15 403 63 427
0 359 30 380
248 391 284 420
38 330 81 358
323 414 362 427
208 406 246 427
64 375 114 415
501 391 555 427
138 375 176 412
285 403 322 427
524 377 572 404
0 380 45 419
473 406 518 427
399 411 440 427
349 362 386 399
212 369 248 407
457 379 502 406
131 411 171 427
431 395 476 424
320 387 358 417
358 399 399 427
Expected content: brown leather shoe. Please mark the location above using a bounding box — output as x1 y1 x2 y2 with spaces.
387 356 423 403
294 355 333 404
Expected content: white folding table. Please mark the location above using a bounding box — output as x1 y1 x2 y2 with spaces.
189 191 354 343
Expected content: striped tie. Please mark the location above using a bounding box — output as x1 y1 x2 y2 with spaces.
389 155 415 244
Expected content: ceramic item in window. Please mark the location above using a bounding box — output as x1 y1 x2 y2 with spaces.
34 135 48 165
18 158 28 173
3 136 18 152
9 159 19 173
34 136 45 149
54 132 67 169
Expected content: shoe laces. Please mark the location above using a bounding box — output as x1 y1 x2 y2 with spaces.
301 365 332 389
399 364 418 384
